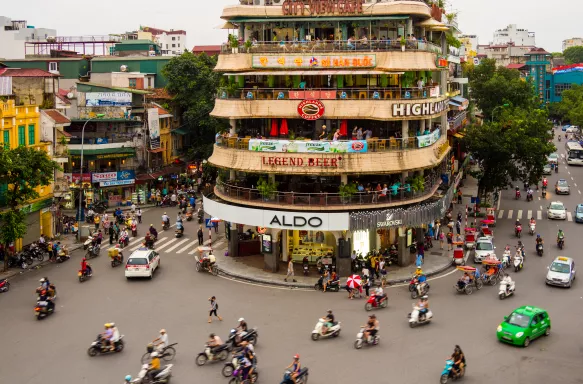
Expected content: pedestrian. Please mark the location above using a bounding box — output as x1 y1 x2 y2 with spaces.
456 219 461 235
439 232 445 250
109 225 115 245
197 225 204 245
418 241 425 262
434 220 441 240
284 258 296 282
208 227 212 246
212 220 218 234
94 214 101 231
208 296 223 323
457 189 463 204
136 207 142 224
447 231 453 251
363 275 371 296
47 240 54 262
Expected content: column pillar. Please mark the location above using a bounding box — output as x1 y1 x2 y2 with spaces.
341 174 348 184
420 119 426 133
228 221 239 258
269 174 276 183
229 118 237 135
407 18 413 36
398 233 410 267
264 229 280 272
282 230 289 262
401 120 409 139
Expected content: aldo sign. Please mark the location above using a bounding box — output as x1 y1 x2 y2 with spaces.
270 214 323 228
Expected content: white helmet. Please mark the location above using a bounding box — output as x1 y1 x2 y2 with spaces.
39 278 46 282
151 352 159 358
238 318 245 322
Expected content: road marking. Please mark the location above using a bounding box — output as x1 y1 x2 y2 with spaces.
568 171 571 175
575 183 578 187
108 237 144 250
540 205 543 210
579 190 582 195
130 237 168 251
155 238 179 251
498 210 504 219
527 210 532 219
214 241 225 248
567 212 573 222
507 210 513 219
537 211 542 220
538 197 541 201
571 177 574 180
516 210 523 220
177 240 197 254
165 238 191 252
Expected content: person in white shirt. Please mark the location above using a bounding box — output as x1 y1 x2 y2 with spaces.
170 193 177 203
161 213 169 225
153 329 169 352
111 322 120 343
38 235 46 244
130 203 136 213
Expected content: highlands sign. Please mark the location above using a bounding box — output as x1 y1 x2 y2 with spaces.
282 0 364 16
392 100 449 118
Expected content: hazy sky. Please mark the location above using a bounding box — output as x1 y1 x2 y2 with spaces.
2 0 577 52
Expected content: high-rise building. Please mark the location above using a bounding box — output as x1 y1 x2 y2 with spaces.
492 24 535 46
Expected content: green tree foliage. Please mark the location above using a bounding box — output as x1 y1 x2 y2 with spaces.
555 84 583 127
162 52 229 160
464 108 554 196
0 146 60 270
563 46 583 64
467 58 537 120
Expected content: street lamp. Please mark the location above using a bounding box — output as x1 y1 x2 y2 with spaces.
491 103 510 122
77 114 105 241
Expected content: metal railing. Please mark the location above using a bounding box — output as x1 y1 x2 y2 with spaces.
222 39 442 55
25 35 122 43
218 86 440 101
215 177 440 208
448 111 467 131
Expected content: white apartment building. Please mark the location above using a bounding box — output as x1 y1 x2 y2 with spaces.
563 38 583 51
139 27 187 56
492 24 535 46
0 16 56 59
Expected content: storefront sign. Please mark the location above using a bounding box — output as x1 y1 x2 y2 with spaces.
252 54 375 69
417 129 441 148
101 179 135 187
96 152 134 160
429 86 440 98
148 108 161 150
95 138 109 144
289 90 337 100
376 213 404 228
64 173 91 183
436 56 448 68
282 0 364 16
262 156 341 167
392 100 449 117
249 139 367 153
297 99 325 120
92 171 136 187
269 214 323 228
86 92 132 107
261 234 272 254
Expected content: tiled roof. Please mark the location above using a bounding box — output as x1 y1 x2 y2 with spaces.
0 68 59 77
42 109 71 125
145 88 173 100
192 45 221 54
142 26 186 36
527 47 551 55
506 64 526 69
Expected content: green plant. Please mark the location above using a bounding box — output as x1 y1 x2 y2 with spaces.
339 182 358 201
228 34 239 48
400 36 406 46
408 174 425 192
244 40 253 52
288 131 296 140
257 177 278 199
445 12 457 23
40 97 55 109
446 32 462 49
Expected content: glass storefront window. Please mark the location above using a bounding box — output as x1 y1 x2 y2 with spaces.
353 229 370 256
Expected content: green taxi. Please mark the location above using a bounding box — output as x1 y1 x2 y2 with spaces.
496 306 551 347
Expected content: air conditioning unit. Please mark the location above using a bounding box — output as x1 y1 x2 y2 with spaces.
272 0 283 3
120 65 129 72
253 0 265 5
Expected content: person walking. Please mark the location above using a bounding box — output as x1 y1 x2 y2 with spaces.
455 219 461 236
457 189 463 204
212 220 218 234
447 231 454 251
136 207 142 224
94 214 101 231
439 232 445 250
109 224 115 245
208 296 223 323
208 227 212 246
197 225 204 245
284 259 296 282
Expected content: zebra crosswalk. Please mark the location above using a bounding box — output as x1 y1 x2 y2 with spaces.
101 234 226 255
496 209 573 222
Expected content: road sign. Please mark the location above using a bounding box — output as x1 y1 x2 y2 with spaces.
205 218 213 228
471 196 481 204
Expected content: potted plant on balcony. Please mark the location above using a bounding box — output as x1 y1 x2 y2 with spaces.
400 36 406 52
257 177 278 202
339 182 357 204
57 136 69 157
228 34 240 54
244 40 253 53
408 174 426 193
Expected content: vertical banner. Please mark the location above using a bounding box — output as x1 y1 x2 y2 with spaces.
148 108 161 150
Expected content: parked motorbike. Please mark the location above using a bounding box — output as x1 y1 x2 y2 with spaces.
365 292 388 311
0 278 10 293
130 363 173 384
314 276 339 292
7 253 31 269
408 304 433 328
499 277 515 300
536 243 544 257
311 318 341 341
87 334 125 356
354 327 380 349
440 359 465 384
195 344 229 366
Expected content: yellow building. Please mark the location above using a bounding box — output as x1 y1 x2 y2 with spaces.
0 100 54 248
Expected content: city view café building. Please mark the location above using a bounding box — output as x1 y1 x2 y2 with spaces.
204 0 460 275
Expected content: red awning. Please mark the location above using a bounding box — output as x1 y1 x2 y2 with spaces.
270 119 279 137
280 119 288 136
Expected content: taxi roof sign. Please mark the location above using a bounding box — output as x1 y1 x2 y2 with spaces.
557 257 569 261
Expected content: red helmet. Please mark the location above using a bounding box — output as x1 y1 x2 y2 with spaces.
293 354 300 359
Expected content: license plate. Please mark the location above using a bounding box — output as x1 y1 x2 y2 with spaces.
133 268 139 271
503 336 512 341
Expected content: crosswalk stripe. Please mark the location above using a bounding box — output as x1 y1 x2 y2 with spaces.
517 210 523 220
527 210 532 220
507 210 513 219
177 240 197 254
130 237 168 252
108 237 144 251
498 210 504 219
214 241 225 248
155 238 179 251
567 212 573 222
537 211 542 220
165 238 191 252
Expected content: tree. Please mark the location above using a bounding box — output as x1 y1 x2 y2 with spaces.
464 108 554 197
162 52 229 160
551 52 563 58
0 146 60 271
555 84 583 127
467 58 537 120
563 46 583 64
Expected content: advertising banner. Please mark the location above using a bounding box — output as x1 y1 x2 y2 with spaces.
148 108 161 150
92 171 136 186
252 54 376 69
85 92 132 107
417 129 441 148
64 173 91 183
249 139 368 153
0 77 12 96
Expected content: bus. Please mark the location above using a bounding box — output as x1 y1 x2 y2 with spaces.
566 142 583 165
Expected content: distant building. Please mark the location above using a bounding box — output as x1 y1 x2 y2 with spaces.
121 26 187 56
492 24 535 46
562 38 583 51
459 34 478 58
0 16 57 59
192 45 222 56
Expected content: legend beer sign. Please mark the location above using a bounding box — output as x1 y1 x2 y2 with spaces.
282 0 364 16
392 100 449 118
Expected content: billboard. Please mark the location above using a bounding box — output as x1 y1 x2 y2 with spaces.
85 92 132 107
92 171 136 187
148 108 161 150
248 139 368 153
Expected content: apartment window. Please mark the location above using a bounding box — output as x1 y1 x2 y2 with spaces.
3 130 9 149
177 36 180 41
129 78 137 88
18 125 25 146
172 36 176 41
147 77 152 88
48 62 58 73
178 43 180 48
28 124 35 145
166 44 168 49
555 83 572 97
172 44 176 48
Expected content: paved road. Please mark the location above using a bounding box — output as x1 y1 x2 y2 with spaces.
1 139 583 384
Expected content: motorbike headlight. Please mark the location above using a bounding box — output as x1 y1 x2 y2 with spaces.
497 325 502 332
515 332 524 338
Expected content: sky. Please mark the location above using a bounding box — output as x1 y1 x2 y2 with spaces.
2 0 578 53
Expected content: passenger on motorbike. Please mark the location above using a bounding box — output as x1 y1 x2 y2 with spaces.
38 289 55 312
111 322 120 346
417 295 429 321
119 228 129 245
144 233 154 249
147 351 162 382
321 270 330 292
39 277 49 291
451 345 465 377
363 314 379 342
102 323 115 351
152 329 168 352
81 257 92 276
149 225 158 239
235 318 248 343
321 310 335 335
285 354 302 384
162 213 170 226
416 271 428 295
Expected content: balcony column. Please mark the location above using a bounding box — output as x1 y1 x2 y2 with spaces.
229 118 237 135
420 119 426 133
341 174 348 185
441 113 448 136
268 174 276 184
407 18 413 36
401 120 409 140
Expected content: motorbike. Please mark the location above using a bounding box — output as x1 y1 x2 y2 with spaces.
162 221 170 231
226 327 258 351
185 212 193 221
195 344 229 366
408 275 420 292
7 253 31 269
281 368 309 384
302 257 309 276
229 362 259 384
557 237 565 250
542 187 547 198
140 343 178 364
28 243 46 262
36 285 57 301
86 214 95 224
408 304 433 328
515 190 521 200
87 334 125 356
311 318 341 341
536 243 544 257
34 300 55 320
198 212 204 224
555 164 559 173
56 248 70 263
354 327 380 349
514 255 524 272
118 235 129 248
83 234 94 250
111 252 124 268
411 282 430 299
529 223 535 235
526 192 533 202
440 359 465 384
130 363 173 384
85 244 101 259
175 223 184 239
515 225 522 238
499 278 515 300
314 277 340 292
0 278 10 293
501 250 511 269
78 268 92 283
131 223 138 237
365 292 388 311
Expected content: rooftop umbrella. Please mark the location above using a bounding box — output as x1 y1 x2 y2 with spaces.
210 217 222 223
270 119 279 137
280 118 289 136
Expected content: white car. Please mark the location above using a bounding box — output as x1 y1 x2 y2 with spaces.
547 153 559 164
566 126 579 134
125 249 160 279
473 237 495 263
546 256 576 288
547 201 567 220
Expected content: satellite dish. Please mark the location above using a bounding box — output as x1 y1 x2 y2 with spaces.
66 92 74 99
120 65 128 72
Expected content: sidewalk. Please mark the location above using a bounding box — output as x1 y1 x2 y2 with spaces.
61 203 157 216
0 234 84 281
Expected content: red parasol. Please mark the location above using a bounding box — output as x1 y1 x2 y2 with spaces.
270 119 279 137
340 119 348 137
346 274 362 289
280 119 289 136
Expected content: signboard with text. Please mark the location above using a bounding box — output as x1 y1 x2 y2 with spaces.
252 54 375 69
85 92 132 107
282 0 364 16
392 100 449 117
148 108 161 150
92 171 135 187
297 99 325 120
417 129 441 148
249 139 367 153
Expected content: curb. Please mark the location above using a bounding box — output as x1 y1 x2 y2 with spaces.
216 260 455 289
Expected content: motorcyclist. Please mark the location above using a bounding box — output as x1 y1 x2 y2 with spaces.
102 323 115 351
111 322 121 348
557 229 565 245
38 289 55 313
451 345 466 377
81 257 92 277
416 270 428 296
119 228 129 246
162 213 170 228
147 351 162 382
515 186 520 197
321 309 335 335
205 250 216 273
536 234 543 247
149 225 158 239
417 295 429 321
207 333 223 355
240 340 256 380
373 286 386 306
285 354 302 384
514 220 522 235
542 177 548 188
152 329 168 352
501 274 514 295
526 188 533 201
144 232 154 249
363 314 379 343
235 318 248 343
530 217 536 227
39 277 49 291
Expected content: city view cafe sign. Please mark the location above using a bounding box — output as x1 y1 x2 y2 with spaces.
282 0 364 16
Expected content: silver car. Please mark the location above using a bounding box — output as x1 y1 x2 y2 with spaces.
473 237 495 263
547 201 567 220
555 179 570 195
546 256 576 288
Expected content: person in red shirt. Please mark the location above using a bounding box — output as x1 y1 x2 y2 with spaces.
81 257 92 276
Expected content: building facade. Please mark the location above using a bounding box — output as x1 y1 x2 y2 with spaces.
0 16 57 60
562 37 583 51
492 24 535 46
204 0 461 275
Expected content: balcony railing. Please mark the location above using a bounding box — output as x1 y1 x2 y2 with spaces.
219 86 441 101
222 40 442 55
448 111 467 131
215 177 441 209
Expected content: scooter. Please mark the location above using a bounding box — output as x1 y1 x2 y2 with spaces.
354 327 379 349
78 268 92 283
195 344 229 366
555 164 559 173
514 255 524 272
411 282 430 299
515 190 521 200
162 221 170 231
526 192 533 202
302 256 309 276
175 222 184 238
226 327 259 351
131 363 173 384
365 292 388 311
34 300 55 320
536 243 544 257
311 318 341 341
85 244 100 260
498 277 515 300
557 237 565 250
83 234 94 250
502 249 511 269
281 368 309 384
56 248 71 263
529 223 536 235
440 359 465 384
185 212 193 221
542 186 547 198
87 334 125 356
408 304 433 327
314 277 340 292
118 235 129 248
515 225 522 238
0 278 10 293
131 223 138 237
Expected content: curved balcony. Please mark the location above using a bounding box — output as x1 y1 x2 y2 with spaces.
214 176 442 212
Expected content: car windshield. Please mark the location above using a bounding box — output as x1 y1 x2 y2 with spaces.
577 206 583 214
557 180 568 187
549 154 558 159
476 242 493 251
127 257 148 265
550 262 570 273
507 312 531 328
550 203 564 210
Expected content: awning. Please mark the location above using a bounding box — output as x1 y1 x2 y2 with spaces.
449 96 468 110
171 128 188 135
223 70 403 76
451 96 469 104
453 132 465 139
69 147 136 160
135 166 183 181
216 21 238 30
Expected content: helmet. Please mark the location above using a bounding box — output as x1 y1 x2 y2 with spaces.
209 333 215 338
415 268 423 275
238 318 245 322
422 295 429 300
39 278 45 282
151 352 159 358
327 309 332 314
110 322 115 327
150 224 153 227
160 329 166 334
293 354 300 359
83 257 86 261
125 375 132 381
115 244 120 248
164 212 167 214
537 234 540 238
104 323 110 328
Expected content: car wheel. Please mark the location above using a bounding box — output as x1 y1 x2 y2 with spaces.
544 326 551 336
523 337 531 347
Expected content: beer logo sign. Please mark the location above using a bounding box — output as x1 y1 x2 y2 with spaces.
297 99 325 120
